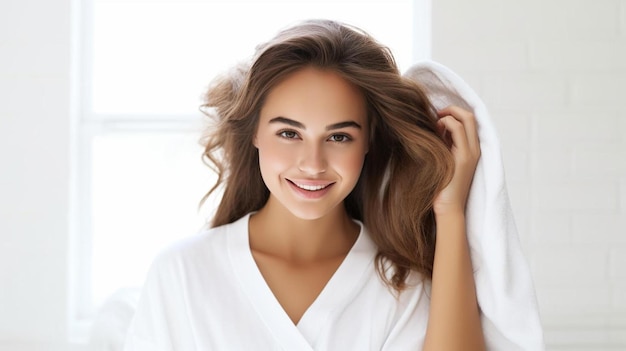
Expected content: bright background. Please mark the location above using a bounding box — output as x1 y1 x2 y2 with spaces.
1 0 625 350
86 0 415 312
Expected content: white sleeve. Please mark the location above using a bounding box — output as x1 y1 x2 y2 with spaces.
123 253 177 351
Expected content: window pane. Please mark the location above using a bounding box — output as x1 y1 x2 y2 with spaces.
90 130 218 306
92 0 414 115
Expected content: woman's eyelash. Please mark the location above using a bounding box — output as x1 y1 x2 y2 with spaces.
277 130 299 139
328 134 352 143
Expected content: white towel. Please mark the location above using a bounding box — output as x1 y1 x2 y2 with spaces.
404 61 545 350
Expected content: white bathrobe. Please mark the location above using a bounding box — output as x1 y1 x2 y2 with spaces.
124 213 432 350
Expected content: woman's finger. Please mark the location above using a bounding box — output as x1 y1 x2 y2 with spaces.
437 115 470 156
437 106 480 156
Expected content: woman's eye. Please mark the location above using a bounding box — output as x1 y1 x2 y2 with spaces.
278 130 298 139
329 134 351 143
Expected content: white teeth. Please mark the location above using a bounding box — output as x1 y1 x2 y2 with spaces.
294 182 330 191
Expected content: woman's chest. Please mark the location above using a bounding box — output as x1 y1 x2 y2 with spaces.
251 252 346 325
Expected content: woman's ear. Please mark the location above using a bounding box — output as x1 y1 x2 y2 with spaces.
252 134 258 149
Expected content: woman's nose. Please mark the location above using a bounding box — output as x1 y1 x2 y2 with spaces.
297 143 327 175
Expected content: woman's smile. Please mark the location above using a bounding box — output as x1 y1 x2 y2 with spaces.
286 178 336 199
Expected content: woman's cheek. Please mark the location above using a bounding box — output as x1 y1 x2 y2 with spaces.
258 138 293 172
337 147 367 180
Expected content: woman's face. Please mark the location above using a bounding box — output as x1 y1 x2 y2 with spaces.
254 66 369 220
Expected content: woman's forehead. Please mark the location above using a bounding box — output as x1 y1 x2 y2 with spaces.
259 67 367 128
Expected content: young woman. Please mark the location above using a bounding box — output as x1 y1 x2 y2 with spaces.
124 20 485 350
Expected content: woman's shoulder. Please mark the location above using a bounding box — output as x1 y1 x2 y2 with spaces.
149 214 250 272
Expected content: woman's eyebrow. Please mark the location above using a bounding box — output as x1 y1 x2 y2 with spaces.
326 121 362 131
268 116 362 131
269 117 305 129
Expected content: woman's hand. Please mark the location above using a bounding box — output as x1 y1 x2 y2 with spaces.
433 106 481 217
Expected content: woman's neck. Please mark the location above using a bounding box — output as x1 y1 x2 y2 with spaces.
248 197 359 262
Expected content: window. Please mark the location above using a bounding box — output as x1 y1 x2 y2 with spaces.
70 0 429 339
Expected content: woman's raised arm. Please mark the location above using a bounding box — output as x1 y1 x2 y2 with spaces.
422 105 486 351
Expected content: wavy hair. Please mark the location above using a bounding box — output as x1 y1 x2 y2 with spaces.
200 19 454 291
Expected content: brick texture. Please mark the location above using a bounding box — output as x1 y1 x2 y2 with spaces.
433 0 626 347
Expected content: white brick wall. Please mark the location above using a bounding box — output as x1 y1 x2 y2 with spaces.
433 0 626 349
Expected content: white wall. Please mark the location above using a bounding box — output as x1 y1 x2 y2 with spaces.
0 0 75 350
432 0 626 349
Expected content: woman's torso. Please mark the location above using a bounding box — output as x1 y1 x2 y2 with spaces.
124 213 431 351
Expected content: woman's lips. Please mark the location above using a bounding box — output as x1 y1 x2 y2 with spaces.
286 179 335 199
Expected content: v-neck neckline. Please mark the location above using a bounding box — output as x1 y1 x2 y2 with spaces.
227 213 377 349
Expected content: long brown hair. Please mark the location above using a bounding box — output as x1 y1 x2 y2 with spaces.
200 20 453 291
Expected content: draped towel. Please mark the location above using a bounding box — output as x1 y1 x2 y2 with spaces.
404 61 545 350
